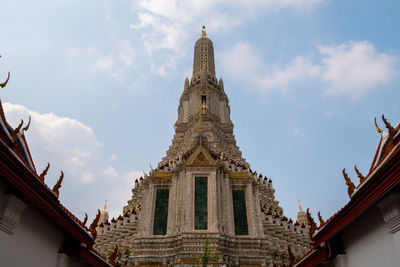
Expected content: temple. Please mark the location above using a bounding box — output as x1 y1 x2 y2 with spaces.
94 26 311 266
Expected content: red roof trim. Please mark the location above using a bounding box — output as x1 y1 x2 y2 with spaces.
369 137 383 174
313 150 400 246
0 141 93 245
70 247 112 267
294 247 328 267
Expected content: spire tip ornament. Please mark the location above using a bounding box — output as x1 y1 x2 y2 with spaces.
201 25 207 37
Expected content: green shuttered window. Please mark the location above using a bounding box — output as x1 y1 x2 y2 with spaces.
232 190 249 235
153 189 169 235
195 177 208 230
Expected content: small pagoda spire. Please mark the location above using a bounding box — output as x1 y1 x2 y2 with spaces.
201 25 207 37
104 200 107 211
184 77 189 91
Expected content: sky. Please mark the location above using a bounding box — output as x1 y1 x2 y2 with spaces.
0 0 399 224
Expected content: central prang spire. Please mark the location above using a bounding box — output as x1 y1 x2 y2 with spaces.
192 26 216 80
162 26 245 165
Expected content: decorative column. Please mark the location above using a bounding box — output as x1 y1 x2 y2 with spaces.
0 194 27 235
376 193 400 263
253 184 264 237
137 184 153 236
167 173 178 235
209 170 218 232
333 254 349 267
225 174 234 236
246 184 257 236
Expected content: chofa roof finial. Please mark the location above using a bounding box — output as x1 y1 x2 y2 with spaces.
374 117 383 134
382 114 396 139
342 168 355 198
0 55 10 88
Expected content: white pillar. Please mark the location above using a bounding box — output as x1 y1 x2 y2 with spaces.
0 194 27 235
376 193 400 264
333 254 349 267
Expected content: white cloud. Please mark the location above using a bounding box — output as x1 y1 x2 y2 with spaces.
119 40 135 67
129 0 324 75
218 42 320 93
318 41 396 99
3 103 141 221
218 41 396 98
94 55 114 70
104 166 118 178
81 172 94 184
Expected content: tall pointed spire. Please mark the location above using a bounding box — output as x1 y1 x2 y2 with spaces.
192 25 216 79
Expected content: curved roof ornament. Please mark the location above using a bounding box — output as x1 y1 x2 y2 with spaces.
374 117 383 134
11 119 23 143
342 168 355 198
39 162 50 182
22 115 31 133
52 171 64 199
0 55 10 88
382 114 396 139
354 165 365 184
0 72 10 88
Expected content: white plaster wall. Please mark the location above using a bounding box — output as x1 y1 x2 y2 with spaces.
0 182 91 267
341 206 398 267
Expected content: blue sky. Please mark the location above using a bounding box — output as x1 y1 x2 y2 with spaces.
1 0 399 224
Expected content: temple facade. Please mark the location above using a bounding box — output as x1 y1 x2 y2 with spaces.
95 27 311 266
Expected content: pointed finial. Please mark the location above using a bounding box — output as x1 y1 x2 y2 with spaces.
354 165 365 184
52 171 64 199
306 208 318 239
382 114 396 139
22 115 31 133
0 72 10 88
11 119 23 143
104 200 107 211
82 213 88 226
89 209 101 239
342 168 355 198
184 77 189 91
201 25 206 37
39 162 50 182
317 211 326 227
298 200 302 211
374 117 383 134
